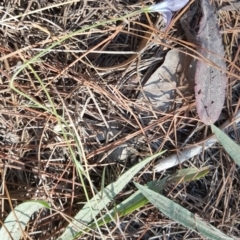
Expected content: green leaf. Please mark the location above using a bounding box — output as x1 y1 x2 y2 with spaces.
58 151 165 240
135 183 234 240
0 201 48 240
76 167 210 238
211 124 240 165
167 166 213 184
87 177 169 231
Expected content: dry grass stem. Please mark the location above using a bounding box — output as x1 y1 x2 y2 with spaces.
0 0 239 239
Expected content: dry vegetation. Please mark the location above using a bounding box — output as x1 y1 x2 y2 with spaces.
0 0 240 239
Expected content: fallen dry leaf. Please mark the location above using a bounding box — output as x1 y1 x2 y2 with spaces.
195 0 227 125
138 48 194 114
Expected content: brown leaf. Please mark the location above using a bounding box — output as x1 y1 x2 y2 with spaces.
139 49 194 113
195 0 227 125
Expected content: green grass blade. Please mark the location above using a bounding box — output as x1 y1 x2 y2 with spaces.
79 166 211 237
58 151 164 240
0 201 49 240
211 124 240 165
87 178 168 230
166 166 213 184
135 183 234 240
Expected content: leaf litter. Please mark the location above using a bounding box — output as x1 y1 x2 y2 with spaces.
0 0 240 239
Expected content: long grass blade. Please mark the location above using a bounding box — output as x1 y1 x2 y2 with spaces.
75 167 211 237
58 151 164 240
211 124 240 165
0 201 49 240
135 183 233 240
